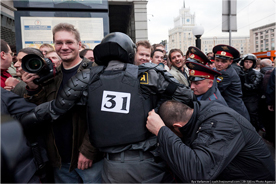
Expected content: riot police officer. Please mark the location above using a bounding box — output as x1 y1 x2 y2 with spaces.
239 54 263 131
22 32 195 183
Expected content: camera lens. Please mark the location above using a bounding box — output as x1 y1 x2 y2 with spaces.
26 58 43 72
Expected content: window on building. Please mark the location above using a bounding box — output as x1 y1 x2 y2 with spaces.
261 36 263 39
256 41 258 44
256 49 258 52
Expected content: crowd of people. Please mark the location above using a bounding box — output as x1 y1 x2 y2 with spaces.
1 22 275 183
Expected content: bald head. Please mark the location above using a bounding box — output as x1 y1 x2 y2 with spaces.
260 59 272 68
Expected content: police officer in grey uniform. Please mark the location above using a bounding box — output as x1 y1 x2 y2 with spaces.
22 32 195 183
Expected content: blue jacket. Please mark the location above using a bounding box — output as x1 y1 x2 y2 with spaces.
216 65 250 121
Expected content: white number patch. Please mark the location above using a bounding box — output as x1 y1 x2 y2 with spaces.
101 90 131 114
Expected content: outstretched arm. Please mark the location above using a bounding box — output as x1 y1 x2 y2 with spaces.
20 69 92 127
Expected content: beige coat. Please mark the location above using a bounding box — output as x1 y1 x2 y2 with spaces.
169 65 190 86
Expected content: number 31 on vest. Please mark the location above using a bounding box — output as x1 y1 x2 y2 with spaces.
101 90 131 114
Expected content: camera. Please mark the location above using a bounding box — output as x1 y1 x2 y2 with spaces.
22 54 57 85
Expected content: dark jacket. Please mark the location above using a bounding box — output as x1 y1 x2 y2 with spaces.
260 66 274 96
216 65 250 121
240 68 263 97
12 80 27 98
1 88 48 183
157 101 275 182
266 68 275 105
231 62 243 75
24 58 101 171
199 80 228 106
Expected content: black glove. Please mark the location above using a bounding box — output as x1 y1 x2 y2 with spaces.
20 102 52 131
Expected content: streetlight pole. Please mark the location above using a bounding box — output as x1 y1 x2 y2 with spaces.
192 25 204 50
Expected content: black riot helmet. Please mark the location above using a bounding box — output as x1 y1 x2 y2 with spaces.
240 54 257 68
94 32 136 66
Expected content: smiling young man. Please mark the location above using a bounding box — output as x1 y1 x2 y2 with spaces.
134 40 151 66
168 49 189 86
22 23 103 183
151 49 164 65
213 44 250 121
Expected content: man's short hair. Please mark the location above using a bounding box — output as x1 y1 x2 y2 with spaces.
1 39 9 53
151 49 163 58
136 40 151 52
159 100 192 128
18 47 44 58
206 52 213 56
79 49 93 58
152 44 164 50
52 23 81 42
168 49 183 61
39 43 54 50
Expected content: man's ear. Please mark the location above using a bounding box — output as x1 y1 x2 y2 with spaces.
208 79 213 88
1 51 6 60
78 41 82 50
173 122 184 129
229 59 233 65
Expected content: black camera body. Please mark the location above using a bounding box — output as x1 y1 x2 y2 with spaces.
22 54 57 85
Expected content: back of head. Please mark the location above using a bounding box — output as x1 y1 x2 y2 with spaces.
93 32 136 65
159 100 192 128
1 39 9 53
18 48 44 58
240 53 257 68
260 59 272 68
52 23 81 42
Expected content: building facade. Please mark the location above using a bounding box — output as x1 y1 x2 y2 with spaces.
168 3 196 53
1 0 16 46
168 3 250 56
250 22 276 53
201 36 250 56
1 0 148 49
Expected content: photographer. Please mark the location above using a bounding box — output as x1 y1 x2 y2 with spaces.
9 48 44 97
22 23 103 183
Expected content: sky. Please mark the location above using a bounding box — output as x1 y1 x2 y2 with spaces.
147 0 276 44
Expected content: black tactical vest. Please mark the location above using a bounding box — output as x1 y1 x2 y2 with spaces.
87 64 149 148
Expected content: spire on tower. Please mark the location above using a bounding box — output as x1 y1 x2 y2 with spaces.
183 0 185 8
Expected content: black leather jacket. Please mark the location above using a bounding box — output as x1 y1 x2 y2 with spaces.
240 68 263 97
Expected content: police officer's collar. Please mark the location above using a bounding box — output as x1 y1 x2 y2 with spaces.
178 102 199 146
